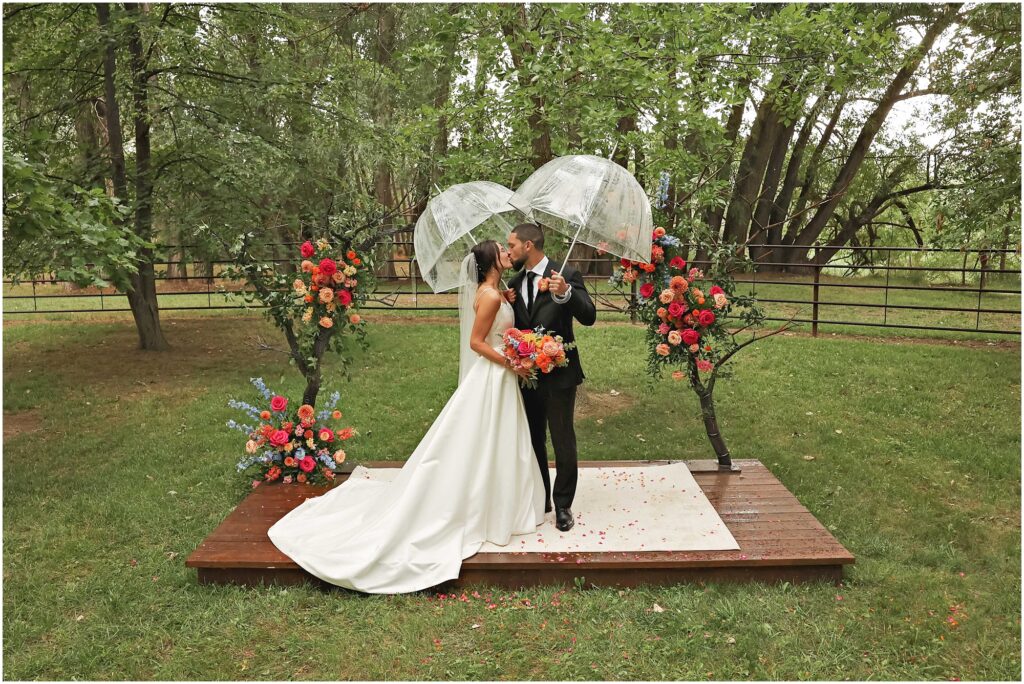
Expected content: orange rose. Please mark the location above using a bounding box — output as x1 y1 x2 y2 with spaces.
260 410 271 420
296 473 307 483
347 250 357 260
304 294 314 303
332 410 342 419
297 404 315 421
349 314 361 325
284 456 296 467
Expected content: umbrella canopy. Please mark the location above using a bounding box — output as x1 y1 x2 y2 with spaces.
413 181 521 293
508 154 653 267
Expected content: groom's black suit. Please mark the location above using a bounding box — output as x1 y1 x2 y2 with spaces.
507 259 596 509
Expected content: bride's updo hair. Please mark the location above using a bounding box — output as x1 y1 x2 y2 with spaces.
471 240 502 284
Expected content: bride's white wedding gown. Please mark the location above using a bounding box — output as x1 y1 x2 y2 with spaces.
267 296 545 593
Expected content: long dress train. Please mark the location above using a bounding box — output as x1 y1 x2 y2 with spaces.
267 297 545 593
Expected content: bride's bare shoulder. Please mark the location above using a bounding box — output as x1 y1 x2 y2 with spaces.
474 286 502 311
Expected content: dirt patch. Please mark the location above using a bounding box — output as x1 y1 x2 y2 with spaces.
575 386 636 421
3 317 284 401
4 409 42 440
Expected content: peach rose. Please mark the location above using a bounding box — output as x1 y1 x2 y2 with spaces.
654 227 666 238
333 449 346 464
319 288 334 303
349 313 361 325
622 268 638 283
300 260 314 273
671 370 685 381
656 343 671 357
332 409 342 419
667 330 682 346
689 344 699 353
296 473 307 483
245 440 258 454
714 293 728 309
659 289 674 304
332 271 344 284
319 316 333 328
293 278 307 293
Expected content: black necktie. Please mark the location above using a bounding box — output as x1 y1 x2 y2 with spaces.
526 271 536 313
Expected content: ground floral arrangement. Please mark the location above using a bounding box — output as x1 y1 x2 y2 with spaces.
229 377 357 487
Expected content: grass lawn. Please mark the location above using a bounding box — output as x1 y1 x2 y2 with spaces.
2 314 1020 680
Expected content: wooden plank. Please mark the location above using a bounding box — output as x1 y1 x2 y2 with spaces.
185 459 855 587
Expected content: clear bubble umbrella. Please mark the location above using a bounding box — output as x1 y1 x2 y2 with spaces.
508 154 653 274
413 181 522 293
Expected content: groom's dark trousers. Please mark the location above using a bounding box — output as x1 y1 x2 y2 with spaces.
507 260 597 509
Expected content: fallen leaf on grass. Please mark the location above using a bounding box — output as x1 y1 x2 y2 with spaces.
803 455 816 461
651 603 665 613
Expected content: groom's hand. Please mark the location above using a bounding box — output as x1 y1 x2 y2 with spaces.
548 271 569 297
502 288 517 304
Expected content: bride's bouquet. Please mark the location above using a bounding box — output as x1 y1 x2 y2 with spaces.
228 377 358 487
501 327 575 389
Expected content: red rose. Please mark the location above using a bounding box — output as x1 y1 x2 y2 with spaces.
697 310 716 327
298 455 316 473
639 283 655 299
681 328 699 346
318 427 335 442
620 258 631 268
668 302 685 319
710 285 724 296
319 258 337 277
669 256 686 270
270 395 288 412
269 430 290 447
336 289 353 307
300 241 315 258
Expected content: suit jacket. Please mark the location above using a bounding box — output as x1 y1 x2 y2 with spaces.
507 259 597 389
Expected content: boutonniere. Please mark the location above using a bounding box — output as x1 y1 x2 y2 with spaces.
537 277 550 293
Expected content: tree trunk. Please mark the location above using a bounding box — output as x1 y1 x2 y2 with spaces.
765 90 831 268
781 94 847 257
97 2 168 350
749 116 797 264
700 78 749 262
501 6 552 169
697 387 731 467
721 75 786 247
790 6 959 255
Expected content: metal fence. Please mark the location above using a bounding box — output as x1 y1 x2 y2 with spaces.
4 236 1020 337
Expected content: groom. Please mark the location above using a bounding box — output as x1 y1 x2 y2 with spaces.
506 223 597 532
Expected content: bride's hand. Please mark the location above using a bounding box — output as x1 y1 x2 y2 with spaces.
502 288 517 304
507 360 532 379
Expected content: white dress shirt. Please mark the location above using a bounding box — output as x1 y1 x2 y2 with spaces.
520 255 573 307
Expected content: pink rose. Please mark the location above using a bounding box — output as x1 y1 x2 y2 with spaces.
270 395 288 412
639 282 655 299
542 341 560 356
299 455 316 473
668 302 685 319
697 310 716 327
517 340 536 357
269 430 290 447
681 328 700 346
657 323 671 335
300 241 315 258
319 258 337 277
505 328 523 341
697 359 714 373
335 289 353 307
318 428 334 442
709 285 724 296
688 343 699 353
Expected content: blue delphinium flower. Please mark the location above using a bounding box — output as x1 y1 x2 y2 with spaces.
249 377 274 401
228 399 263 421
656 171 670 209
225 419 255 435
294 447 306 459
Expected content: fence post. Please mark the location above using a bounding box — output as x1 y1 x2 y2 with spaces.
811 262 821 338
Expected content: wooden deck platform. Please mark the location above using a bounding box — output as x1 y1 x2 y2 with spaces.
186 460 854 590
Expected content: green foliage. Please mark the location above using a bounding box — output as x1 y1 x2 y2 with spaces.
2 147 147 289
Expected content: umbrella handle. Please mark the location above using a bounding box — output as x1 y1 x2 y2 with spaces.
557 225 583 277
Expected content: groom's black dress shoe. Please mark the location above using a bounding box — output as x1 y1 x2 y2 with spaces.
544 500 553 514
555 507 574 531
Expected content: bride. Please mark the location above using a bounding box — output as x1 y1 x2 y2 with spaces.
267 240 546 593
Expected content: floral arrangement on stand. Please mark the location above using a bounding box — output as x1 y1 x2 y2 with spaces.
501 327 575 388
220 234 373 408
229 377 358 488
611 229 790 469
